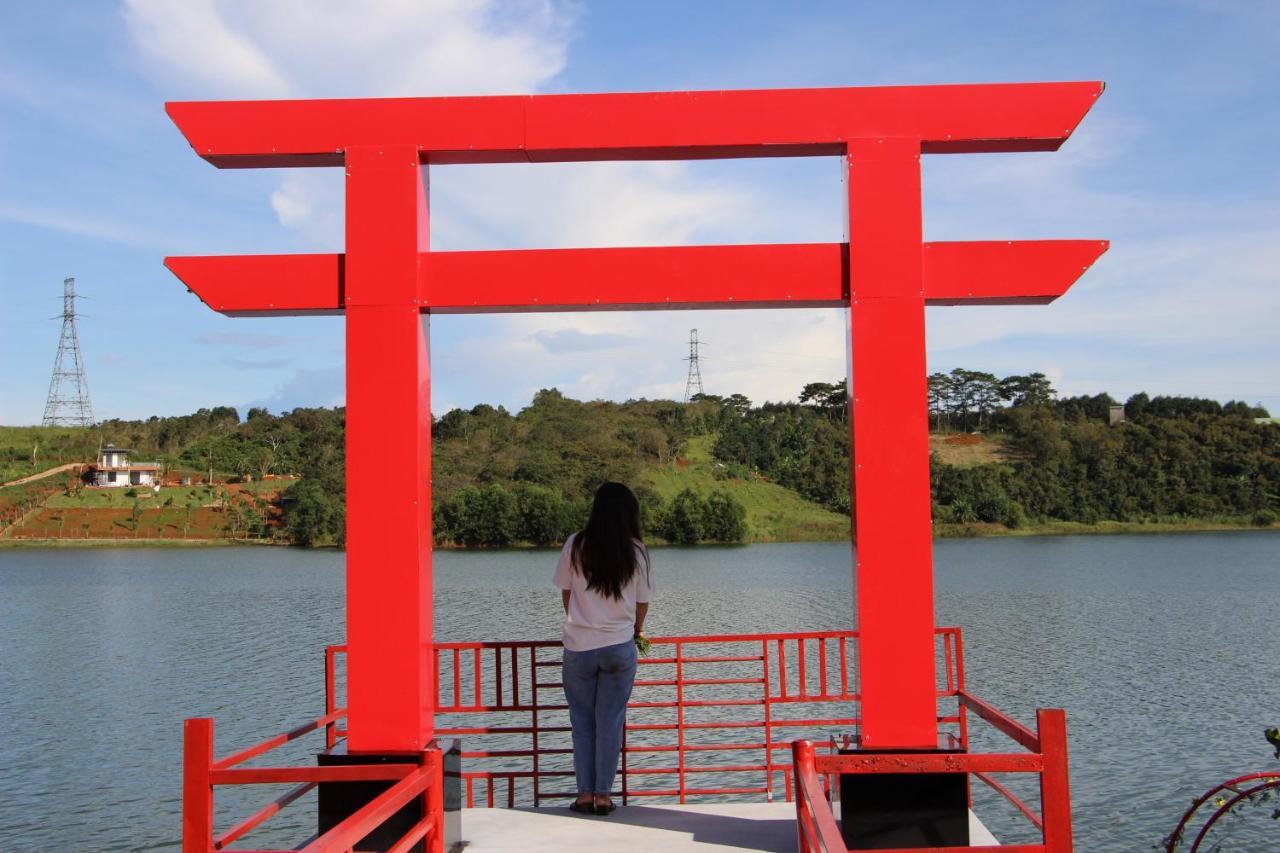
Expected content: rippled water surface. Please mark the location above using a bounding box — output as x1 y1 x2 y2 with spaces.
1 533 1278 851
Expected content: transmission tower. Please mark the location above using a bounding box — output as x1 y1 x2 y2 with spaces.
42 277 94 427
682 328 705 403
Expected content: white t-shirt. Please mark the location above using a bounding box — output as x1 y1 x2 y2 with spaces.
553 532 653 652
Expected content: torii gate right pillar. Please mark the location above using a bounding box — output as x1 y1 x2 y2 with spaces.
846 138 937 748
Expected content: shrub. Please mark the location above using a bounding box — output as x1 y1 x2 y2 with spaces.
949 498 977 524
1252 509 1277 527
702 490 747 542
664 488 706 545
1002 500 1028 530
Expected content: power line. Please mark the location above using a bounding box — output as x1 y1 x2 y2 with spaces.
42 277 94 427
683 328 704 403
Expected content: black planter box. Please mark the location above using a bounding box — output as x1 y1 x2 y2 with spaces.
838 748 969 849
317 739 462 853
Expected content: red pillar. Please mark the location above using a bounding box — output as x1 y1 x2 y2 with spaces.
846 138 937 749
344 145 435 753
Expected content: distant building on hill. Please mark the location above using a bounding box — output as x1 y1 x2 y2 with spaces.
1108 405 1127 426
1256 417 1280 427
87 444 160 488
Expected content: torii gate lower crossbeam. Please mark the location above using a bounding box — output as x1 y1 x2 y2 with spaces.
165 82 1107 756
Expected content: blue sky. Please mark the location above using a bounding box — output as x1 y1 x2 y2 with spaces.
2 1 1277 424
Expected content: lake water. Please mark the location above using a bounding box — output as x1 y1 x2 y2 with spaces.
1 533 1278 851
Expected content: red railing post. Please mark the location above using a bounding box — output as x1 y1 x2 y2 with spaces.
182 718 214 853
675 639 687 803
1038 708 1074 852
325 646 337 750
793 739 815 853
425 747 445 853
761 638 775 800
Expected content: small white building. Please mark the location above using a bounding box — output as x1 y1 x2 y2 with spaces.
88 444 160 488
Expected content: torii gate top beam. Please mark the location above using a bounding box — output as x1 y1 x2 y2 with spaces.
167 81 1103 168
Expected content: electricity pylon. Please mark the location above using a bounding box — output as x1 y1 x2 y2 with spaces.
683 328 704 403
42 277 94 427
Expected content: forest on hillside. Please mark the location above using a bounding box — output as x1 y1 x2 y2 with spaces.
4 371 1275 546
715 372 1275 530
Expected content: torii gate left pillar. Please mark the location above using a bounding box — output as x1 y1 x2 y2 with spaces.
343 145 435 752
164 82 1107 758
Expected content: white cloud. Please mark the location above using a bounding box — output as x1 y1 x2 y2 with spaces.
124 0 290 97
431 161 754 250
124 0 572 99
268 178 313 229
0 201 170 248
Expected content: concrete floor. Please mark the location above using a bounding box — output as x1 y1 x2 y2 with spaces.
458 801 1001 851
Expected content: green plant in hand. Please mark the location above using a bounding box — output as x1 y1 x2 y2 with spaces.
635 633 652 657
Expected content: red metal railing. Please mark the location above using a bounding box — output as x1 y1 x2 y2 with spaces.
185 628 1070 851
791 702 1073 852
181 714 444 853
325 628 966 808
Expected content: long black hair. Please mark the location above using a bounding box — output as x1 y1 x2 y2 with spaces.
571 482 649 601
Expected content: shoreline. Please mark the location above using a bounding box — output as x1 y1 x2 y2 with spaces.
934 519 1278 538
1 519 1274 550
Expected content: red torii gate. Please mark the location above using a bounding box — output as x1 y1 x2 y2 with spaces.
165 82 1106 758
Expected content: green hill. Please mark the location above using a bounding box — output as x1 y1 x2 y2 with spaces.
639 435 847 542
0 426 97 483
4 373 1276 546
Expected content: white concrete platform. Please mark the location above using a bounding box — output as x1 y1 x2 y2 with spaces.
459 802 1000 851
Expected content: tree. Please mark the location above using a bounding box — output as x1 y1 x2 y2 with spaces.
799 380 847 421
999 372 1056 408
702 490 747 542
633 485 668 539
664 488 706 545
286 478 343 546
927 373 953 430
515 485 571 546
441 485 518 547
724 394 753 416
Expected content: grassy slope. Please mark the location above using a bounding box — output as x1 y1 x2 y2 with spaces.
640 435 849 542
0 426 94 482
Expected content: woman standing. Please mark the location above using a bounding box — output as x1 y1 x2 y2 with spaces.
553 482 653 816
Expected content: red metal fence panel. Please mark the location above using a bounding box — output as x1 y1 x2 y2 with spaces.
326 629 965 808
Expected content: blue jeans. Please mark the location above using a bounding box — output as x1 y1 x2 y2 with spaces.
562 639 638 796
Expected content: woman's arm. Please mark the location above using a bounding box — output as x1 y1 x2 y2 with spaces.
635 602 649 635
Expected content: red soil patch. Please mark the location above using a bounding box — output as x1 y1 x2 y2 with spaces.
8 489 286 541
943 433 985 446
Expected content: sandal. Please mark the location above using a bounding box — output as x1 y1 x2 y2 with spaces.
594 799 616 816
569 800 595 815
